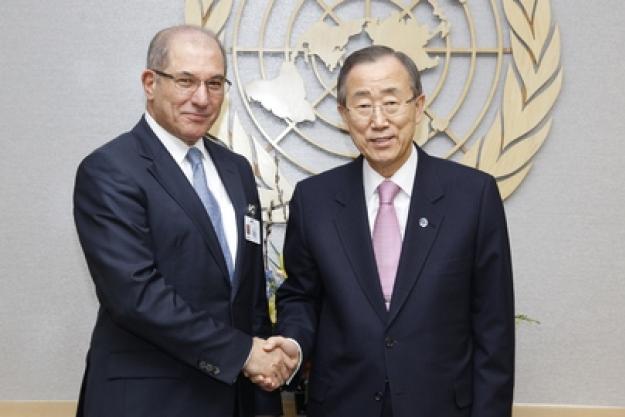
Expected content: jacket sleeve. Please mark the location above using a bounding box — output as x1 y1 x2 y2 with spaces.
471 176 515 417
73 150 252 384
275 184 323 362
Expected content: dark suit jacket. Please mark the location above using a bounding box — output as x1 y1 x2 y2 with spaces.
73 117 277 417
276 146 515 417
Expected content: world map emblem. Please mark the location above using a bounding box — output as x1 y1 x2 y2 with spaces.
186 0 563 220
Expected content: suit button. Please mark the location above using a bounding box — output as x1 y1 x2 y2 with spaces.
385 337 396 348
374 392 384 401
198 360 214 373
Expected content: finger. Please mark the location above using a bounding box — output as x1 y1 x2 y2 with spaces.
283 360 297 375
251 374 266 384
251 372 277 391
268 367 282 384
271 378 283 389
262 336 282 351
283 340 300 359
286 352 299 368
260 383 276 392
259 374 280 391
277 349 296 368
267 367 284 387
272 358 290 382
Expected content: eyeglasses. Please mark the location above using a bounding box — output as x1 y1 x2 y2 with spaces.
151 69 231 96
346 94 419 120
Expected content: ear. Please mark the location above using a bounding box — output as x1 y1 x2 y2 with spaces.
337 105 352 133
337 104 349 125
141 70 156 100
413 95 426 124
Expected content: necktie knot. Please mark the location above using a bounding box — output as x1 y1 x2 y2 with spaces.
186 147 203 168
378 180 400 204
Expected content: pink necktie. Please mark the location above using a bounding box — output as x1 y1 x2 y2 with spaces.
372 180 402 310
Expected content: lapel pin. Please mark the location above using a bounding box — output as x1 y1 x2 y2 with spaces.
418 217 429 228
247 204 257 216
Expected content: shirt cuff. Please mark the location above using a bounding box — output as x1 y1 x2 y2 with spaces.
285 338 303 385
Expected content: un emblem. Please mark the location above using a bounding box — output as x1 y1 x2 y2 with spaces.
186 0 563 220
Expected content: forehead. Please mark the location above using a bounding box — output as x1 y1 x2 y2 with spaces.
344 55 412 97
166 32 224 74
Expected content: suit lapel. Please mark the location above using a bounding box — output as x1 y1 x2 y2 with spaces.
388 147 445 325
334 158 388 325
203 138 247 300
132 118 231 285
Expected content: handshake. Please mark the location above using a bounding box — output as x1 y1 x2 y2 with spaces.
242 336 300 392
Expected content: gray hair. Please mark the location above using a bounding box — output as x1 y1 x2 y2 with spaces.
336 45 422 106
146 25 227 74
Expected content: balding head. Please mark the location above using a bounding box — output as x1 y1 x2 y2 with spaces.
146 25 227 74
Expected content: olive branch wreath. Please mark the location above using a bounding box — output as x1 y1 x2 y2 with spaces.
462 0 562 200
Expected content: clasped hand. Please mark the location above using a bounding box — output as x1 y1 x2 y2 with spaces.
242 336 299 391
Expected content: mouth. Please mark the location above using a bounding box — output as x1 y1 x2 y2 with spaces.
183 113 211 122
368 135 395 145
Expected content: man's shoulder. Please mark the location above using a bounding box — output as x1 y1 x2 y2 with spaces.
423 151 494 189
101 129 138 153
81 131 136 164
295 160 357 194
77 120 147 177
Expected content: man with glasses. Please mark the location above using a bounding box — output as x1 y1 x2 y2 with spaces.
268 45 515 417
73 25 295 417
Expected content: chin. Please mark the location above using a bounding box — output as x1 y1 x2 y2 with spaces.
184 128 208 140
371 150 397 161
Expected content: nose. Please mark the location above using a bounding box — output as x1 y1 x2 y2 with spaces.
370 105 389 128
190 83 210 106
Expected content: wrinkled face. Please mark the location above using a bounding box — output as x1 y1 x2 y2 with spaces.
142 33 225 145
338 55 425 177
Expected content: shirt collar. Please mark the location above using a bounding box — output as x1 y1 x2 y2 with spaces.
144 112 208 163
363 144 418 200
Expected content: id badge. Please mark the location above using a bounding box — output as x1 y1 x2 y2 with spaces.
244 215 261 244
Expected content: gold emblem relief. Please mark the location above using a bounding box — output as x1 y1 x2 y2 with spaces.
186 0 563 220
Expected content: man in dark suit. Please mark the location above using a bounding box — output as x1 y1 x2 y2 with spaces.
269 45 515 417
73 25 295 417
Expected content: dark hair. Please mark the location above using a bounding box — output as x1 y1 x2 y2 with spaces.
336 45 422 106
146 25 227 74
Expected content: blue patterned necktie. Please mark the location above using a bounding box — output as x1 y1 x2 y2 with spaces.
186 147 234 280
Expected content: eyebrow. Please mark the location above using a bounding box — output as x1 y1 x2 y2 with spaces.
175 71 226 80
351 86 402 98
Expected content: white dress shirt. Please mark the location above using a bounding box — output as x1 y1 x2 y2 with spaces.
145 112 237 268
363 145 418 239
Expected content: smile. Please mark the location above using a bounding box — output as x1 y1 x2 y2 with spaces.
368 135 394 143
183 113 210 121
